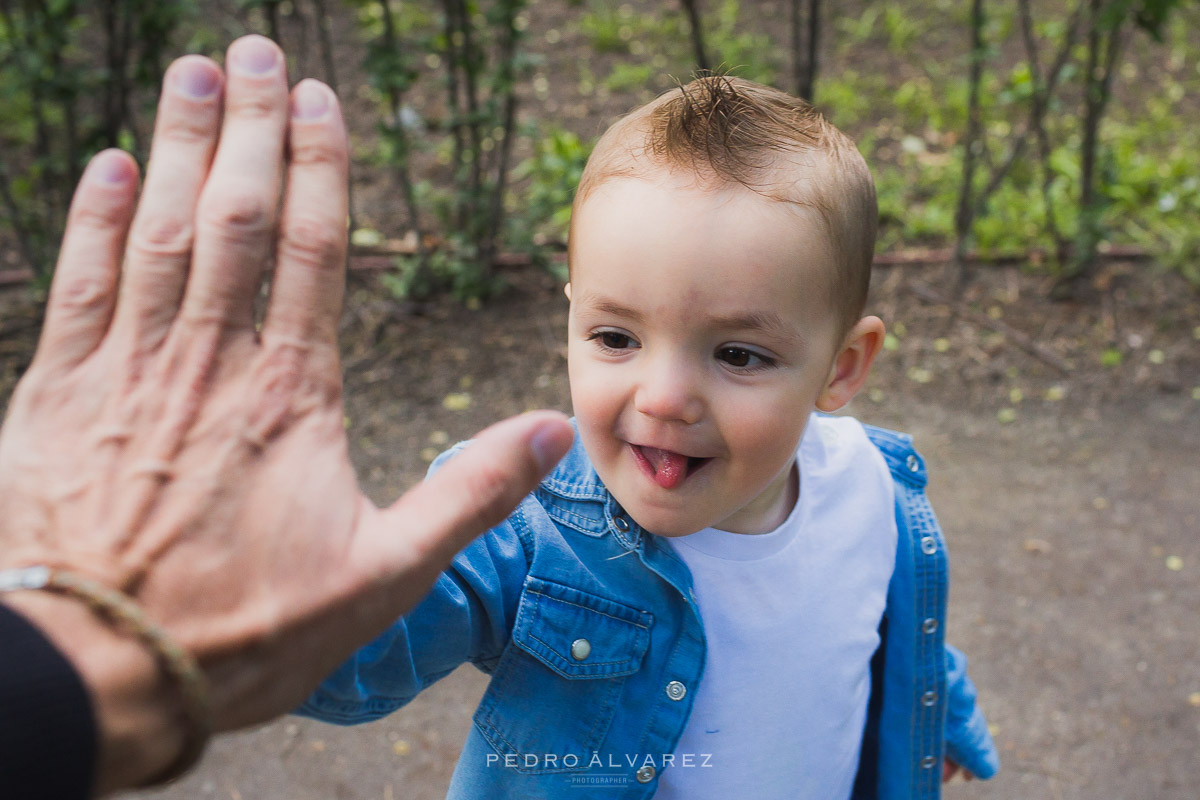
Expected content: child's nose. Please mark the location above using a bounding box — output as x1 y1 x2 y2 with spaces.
633 360 704 425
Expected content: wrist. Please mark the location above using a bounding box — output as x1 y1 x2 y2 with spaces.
3 591 188 795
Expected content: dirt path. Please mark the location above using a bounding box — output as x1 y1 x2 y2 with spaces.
83 266 1197 800
126 397 1199 800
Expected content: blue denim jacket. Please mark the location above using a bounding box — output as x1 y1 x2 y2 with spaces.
299 421 999 799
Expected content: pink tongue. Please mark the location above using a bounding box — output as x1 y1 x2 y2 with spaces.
643 447 689 489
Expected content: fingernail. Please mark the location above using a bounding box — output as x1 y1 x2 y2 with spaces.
89 150 131 185
172 58 220 99
230 36 279 76
291 80 330 121
529 418 572 474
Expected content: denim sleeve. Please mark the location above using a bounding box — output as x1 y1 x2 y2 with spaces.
943 643 1001 779
295 443 531 725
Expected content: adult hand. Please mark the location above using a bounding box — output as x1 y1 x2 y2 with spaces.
0 35 572 793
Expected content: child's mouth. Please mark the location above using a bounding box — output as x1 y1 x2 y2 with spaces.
631 445 711 489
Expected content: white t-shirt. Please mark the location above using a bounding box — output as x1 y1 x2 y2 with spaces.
654 414 897 800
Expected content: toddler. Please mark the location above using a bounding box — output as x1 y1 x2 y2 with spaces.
300 75 999 800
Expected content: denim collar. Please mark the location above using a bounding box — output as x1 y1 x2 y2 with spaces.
535 421 642 550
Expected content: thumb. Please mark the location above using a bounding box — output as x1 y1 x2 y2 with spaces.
368 411 573 577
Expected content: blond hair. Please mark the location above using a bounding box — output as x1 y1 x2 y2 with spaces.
569 74 877 335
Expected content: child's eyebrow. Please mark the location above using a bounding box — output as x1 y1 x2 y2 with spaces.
580 298 646 323
708 311 800 345
578 296 802 348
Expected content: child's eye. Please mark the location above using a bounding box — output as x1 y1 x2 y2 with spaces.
587 330 640 351
716 346 774 370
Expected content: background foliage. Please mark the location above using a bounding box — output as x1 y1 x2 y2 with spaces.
0 0 1196 298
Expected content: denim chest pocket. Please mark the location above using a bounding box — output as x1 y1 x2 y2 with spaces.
474 577 652 772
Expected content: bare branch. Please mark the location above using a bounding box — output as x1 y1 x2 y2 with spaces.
679 0 711 72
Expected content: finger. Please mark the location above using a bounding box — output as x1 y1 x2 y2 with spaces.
35 150 139 373
261 79 348 348
183 35 288 329
369 412 574 574
113 55 224 350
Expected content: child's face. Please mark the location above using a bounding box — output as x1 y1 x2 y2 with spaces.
566 172 858 536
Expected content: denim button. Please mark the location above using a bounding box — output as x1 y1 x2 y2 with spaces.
922 690 938 707
922 617 938 634
614 516 630 532
920 536 937 555
570 638 591 661
906 454 920 472
635 765 656 783
921 755 937 769
666 681 687 701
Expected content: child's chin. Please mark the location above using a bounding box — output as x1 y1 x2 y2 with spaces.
628 508 709 538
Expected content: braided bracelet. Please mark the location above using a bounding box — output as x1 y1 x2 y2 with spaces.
0 565 211 786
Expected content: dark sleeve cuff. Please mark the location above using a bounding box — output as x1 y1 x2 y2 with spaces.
0 601 98 799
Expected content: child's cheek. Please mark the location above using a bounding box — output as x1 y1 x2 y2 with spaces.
723 391 811 480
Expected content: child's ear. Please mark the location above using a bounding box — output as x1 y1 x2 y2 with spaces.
563 282 572 301
816 316 886 412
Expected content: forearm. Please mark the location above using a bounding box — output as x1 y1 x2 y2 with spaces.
300 536 525 723
3 593 187 796
943 643 1000 780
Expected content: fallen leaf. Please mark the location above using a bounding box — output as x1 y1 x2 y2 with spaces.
1191 387 1200 401
343 416 351 429
442 393 472 411
1023 538 1052 554
1166 556 1183 571
1045 385 1067 402
997 407 1017 424
1009 387 1024 404
933 338 951 353
869 387 885 403
311 740 326 752
1150 546 1165 558
907 366 933 384
393 740 412 756
1148 349 1165 365
1188 692 1200 708
420 447 438 463
429 430 450 445
459 375 474 389
987 305 1003 319
1101 348 1123 368
1093 496 1109 510
350 227 385 247
883 334 900 352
